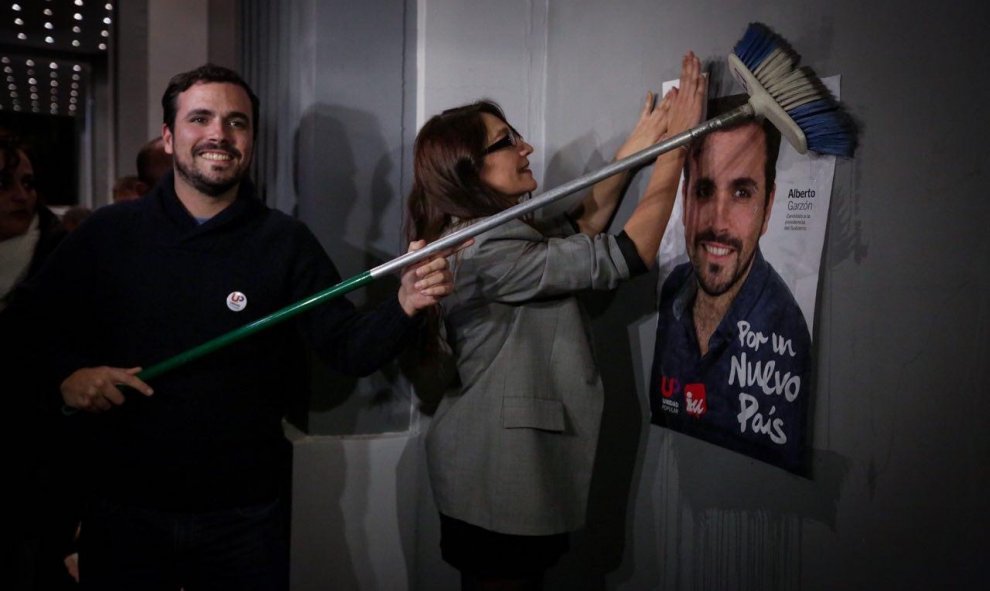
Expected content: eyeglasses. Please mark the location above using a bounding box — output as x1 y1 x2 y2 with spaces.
484 128 522 155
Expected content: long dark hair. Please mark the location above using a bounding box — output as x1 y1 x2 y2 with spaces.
405 100 518 244
404 100 520 368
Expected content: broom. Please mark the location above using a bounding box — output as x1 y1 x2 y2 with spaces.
138 22 856 381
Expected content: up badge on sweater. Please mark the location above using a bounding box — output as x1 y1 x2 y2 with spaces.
226 291 247 312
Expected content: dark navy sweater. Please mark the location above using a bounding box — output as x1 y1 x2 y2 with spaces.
25 172 419 510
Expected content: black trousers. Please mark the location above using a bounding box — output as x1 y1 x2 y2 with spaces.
79 497 289 591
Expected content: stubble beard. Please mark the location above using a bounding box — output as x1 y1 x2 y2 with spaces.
691 231 754 298
175 148 246 198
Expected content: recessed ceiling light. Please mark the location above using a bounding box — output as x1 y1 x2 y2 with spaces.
17 33 26 40
101 30 108 37
27 77 35 85
98 43 106 50
45 22 54 30
14 17 23 25
25 59 34 66
72 40 80 47
12 4 21 11
72 26 81 33
44 8 52 16
50 62 58 69
74 13 83 20
73 64 81 72
45 36 54 44
104 17 112 25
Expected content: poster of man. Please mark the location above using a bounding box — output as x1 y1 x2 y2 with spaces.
649 83 840 474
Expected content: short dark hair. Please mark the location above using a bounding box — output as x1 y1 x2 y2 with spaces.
684 94 782 205
161 63 260 138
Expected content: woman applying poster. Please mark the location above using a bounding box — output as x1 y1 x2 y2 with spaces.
406 53 704 589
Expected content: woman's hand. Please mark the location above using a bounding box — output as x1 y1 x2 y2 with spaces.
615 88 675 161
662 51 706 148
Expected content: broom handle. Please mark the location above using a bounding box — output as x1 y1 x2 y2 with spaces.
371 104 752 277
139 105 753 381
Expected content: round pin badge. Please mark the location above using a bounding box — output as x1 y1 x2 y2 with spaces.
226 291 247 312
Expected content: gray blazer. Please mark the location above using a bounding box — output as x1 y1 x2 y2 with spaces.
425 214 633 535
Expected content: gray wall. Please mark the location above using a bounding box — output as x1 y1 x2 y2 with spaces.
237 0 988 588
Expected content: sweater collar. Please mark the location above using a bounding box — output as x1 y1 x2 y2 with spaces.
152 169 263 236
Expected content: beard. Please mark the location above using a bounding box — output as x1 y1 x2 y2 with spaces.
174 143 247 198
690 229 755 297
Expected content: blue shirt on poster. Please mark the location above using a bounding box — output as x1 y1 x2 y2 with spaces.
650 249 812 473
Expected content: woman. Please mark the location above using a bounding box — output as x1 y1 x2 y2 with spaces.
407 53 703 589
0 138 78 589
0 138 65 311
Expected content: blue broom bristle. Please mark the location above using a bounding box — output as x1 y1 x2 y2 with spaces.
733 22 857 157
733 23 779 70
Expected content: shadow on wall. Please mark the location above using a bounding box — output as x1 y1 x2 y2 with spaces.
536 134 654 589
287 103 411 436
290 433 360 590
290 434 358 589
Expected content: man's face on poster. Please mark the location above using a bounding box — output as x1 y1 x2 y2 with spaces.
682 123 775 297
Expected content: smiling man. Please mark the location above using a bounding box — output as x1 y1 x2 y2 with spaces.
650 95 812 474
11 64 458 590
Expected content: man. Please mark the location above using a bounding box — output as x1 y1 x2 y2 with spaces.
650 95 812 473
135 136 173 192
18 64 454 589
111 175 144 203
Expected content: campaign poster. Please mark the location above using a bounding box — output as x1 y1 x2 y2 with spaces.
648 77 840 474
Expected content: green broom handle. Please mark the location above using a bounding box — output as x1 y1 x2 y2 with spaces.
137 106 751 382
139 272 374 381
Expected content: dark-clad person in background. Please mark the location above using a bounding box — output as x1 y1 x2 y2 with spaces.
0 137 77 591
0 138 65 310
11 64 459 590
111 175 144 203
136 136 173 192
